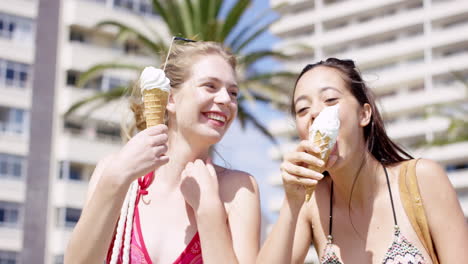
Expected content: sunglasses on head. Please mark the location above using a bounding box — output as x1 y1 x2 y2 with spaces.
163 36 197 70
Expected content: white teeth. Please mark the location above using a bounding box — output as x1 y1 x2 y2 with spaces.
206 113 226 123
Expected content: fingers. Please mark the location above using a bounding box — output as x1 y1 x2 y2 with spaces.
205 157 216 177
281 169 318 187
183 159 216 178
284 151 325 169
297 140 321 155
145 124 168 136
281 161 324 181
152 144 168 157
148 133 168 147
156 155 170 166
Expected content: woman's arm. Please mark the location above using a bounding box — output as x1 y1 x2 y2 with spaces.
257 198 313 264
65 125 169 264
257 140 327 264
64 154 130 264
222 171 261 264
416 159 468 263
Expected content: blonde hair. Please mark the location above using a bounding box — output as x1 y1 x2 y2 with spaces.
112 41 236 263
123 41 236 139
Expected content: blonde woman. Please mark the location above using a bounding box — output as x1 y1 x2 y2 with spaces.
65 41 260 264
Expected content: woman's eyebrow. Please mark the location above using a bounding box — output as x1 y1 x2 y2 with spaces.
199 77 238 89
294 94 309 105
320 86 342 94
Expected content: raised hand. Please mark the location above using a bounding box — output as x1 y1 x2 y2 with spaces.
110 124 169 185
180 158 220 215
280 140 335 206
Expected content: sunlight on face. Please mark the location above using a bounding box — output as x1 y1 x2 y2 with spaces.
172 54 239 144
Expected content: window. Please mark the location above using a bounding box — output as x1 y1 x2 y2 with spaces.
0 59 31 88
66 70 80 86
124 41 140 55
54 255 64 264
102 75 128 92
65 208 81 227
69 29 86 43
0 106 27 135
0 12 34 43
57 207 82 228
113 0 157 16
69 165 83 180
96 123 121 140
58 161 84 181
0 153 25 179
0 250 19 264
0 202 21 228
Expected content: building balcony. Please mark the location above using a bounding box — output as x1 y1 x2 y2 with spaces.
271 0 310 11
0 178 25 203
56 131 122 166
0 127 28 156
64 0 168 39
274 1 468 53
50 228 73 256
52 179 88 209
386 116 451 141
335 21 468 68
64 42 155 73
0 86 32 110
0 38 34 64
369 51 468 94
271 0 406 36
449 168 468 190
380 84 467 118
413 141 468 166
0 227 22 252
270 9 315 38
59 86 128 123
0 0 37 19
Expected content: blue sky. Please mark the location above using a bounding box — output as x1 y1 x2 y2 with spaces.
214 0 292 222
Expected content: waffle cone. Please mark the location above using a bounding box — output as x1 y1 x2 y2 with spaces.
305 131 332 202
143 89 168 127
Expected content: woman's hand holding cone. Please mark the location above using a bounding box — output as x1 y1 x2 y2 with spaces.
280 140 325 207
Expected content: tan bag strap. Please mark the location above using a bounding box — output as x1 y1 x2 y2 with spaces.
399 159 439 264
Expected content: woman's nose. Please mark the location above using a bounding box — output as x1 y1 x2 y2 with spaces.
310 105 323 120
214 88 231 104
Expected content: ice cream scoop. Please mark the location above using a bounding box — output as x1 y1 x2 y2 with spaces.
305 104 340 201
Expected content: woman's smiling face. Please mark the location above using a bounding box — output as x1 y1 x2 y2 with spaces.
167 54 238 145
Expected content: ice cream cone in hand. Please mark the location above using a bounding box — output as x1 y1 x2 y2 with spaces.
139 67 171 127
305 104 340 202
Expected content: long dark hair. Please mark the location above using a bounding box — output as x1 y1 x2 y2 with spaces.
291 58 412 166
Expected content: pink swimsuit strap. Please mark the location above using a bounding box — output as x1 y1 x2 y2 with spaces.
107 172 203 264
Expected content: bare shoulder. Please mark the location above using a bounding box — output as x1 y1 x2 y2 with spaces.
214 165 259 204
414 158 450 191
412 158 458 210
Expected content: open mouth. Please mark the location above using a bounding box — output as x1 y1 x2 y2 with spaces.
203 112 228 127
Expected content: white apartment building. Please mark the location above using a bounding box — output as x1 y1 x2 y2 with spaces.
268 0 468 262
0 0 166 263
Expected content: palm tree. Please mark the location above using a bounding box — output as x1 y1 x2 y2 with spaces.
66 0 296 143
